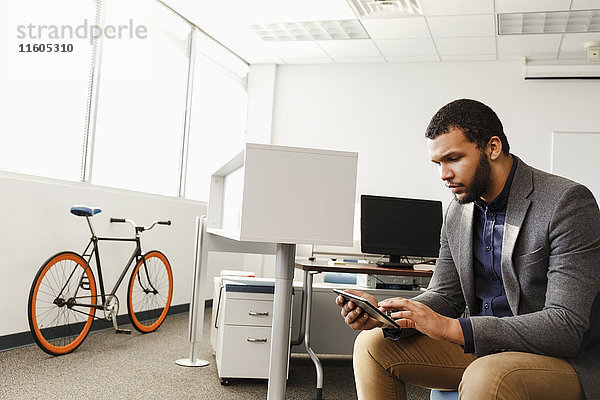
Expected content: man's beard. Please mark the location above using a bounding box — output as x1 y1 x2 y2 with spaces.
456 152 491 204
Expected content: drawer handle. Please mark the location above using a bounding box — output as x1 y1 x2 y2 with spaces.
247 337 268 343
248 311 269 316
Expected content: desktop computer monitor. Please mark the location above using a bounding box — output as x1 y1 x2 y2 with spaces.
360 195 443 265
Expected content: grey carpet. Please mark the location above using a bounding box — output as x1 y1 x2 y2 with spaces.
0 310 430 399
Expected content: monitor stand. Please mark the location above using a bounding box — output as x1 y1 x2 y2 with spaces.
376 255 413 269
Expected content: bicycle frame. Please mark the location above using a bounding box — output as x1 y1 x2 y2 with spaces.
66 216 149 314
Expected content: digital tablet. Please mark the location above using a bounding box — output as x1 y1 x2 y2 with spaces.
333 289 401 329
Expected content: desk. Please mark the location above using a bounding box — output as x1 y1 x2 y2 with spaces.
294 260 433 399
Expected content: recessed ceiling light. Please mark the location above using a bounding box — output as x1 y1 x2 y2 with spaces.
498 9 600 35
249 19 369 41
348 0 423 18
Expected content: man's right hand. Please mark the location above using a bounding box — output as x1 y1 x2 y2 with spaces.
335 289 384 331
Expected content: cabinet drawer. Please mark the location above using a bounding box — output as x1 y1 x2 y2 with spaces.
224 298 273 326
218 326 272 379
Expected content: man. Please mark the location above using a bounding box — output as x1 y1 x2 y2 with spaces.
336 99 600 399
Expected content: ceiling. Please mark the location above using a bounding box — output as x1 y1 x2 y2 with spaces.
163 0 600 65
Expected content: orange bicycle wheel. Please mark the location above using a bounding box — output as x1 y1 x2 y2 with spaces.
28 252 97 355
127 250 173 333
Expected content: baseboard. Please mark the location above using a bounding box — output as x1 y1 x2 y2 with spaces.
1 300 212 352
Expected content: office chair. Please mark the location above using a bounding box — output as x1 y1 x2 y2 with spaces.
430 389 459 400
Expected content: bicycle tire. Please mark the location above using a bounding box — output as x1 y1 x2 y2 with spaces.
127 250 173 333
28 251 97 355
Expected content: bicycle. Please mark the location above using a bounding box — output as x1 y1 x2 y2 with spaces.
27 205 173 356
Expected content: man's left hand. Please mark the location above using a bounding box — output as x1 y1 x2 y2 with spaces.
378 297 465 345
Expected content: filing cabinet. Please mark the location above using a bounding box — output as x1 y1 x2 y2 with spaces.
211 277 291 383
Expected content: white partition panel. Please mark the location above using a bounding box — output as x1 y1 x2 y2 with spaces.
207 143 358 246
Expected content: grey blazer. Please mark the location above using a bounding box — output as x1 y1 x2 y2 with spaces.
414 156 600 398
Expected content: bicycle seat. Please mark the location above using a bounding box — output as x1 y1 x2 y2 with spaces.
70 205 102 217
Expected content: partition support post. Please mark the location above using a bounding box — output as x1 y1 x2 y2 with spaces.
176 215 210 367
267 243 296 399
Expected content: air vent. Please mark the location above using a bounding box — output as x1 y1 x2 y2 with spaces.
348 0 423 19
249 19 369 41
499 9 600 35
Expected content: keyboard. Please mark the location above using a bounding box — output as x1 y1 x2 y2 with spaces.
376 261 414 269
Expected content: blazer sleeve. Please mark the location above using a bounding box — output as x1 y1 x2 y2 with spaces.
470 184 600 358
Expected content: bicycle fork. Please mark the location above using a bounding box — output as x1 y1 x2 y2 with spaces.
138 256 159 295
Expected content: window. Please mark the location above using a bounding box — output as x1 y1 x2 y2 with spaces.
90 0 190 196
1 0 95 181
184 33 249 201
2 0 249 200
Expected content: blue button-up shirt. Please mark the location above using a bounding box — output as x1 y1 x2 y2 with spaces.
458 156 518 353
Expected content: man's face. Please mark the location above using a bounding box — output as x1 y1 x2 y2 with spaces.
427 127 491 204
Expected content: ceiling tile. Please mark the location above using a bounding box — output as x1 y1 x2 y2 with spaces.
318 39 381 57
498 52 558 60
497 53 528 60
360 17 430 39
163 0 332 29
420 0 494 16
497 34 562 56
165 0 598 66
375 38 438 56
495 0 572 14
385 55 439 62
427 15 496 37
435 36 496 55
248 54 285 64
571 0 600 8
333 56 387 63
441 54 497 61
267 41 330 59
559 33 598 61
281 57 335 64
560 32 600 52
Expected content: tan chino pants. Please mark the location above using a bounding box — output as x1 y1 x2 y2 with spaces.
353 328 583 400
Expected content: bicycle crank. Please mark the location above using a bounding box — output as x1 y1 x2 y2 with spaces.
103 295 131 335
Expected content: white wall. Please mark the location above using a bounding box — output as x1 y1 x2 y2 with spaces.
0 170 205 336
269 61 600 208
6 60 599 339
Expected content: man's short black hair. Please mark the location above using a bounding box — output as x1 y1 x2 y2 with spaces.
425 99 510 155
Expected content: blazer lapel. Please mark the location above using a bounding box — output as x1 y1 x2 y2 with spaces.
502 156 533 315
458 202 477 313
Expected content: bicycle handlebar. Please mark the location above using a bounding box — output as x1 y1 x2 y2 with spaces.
110 217 172 232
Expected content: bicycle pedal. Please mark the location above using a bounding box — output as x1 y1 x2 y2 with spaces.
115 328 131 335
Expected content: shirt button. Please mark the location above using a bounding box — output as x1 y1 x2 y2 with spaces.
485 245 491 251
487 211 495 217
484 303 490 309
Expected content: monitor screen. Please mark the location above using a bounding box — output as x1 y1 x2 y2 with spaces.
360 195 442 261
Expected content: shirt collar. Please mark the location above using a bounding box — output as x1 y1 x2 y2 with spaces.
475 155 518 213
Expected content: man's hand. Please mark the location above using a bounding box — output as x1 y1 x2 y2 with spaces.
335 290 384 331
378 297 464 345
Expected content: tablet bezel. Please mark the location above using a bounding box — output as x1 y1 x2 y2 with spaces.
333 289 401 329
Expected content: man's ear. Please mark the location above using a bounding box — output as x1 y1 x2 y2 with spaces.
488 136 503 161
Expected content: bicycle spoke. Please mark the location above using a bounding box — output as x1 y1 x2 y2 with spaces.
29 252 97 355
127 252 172 333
